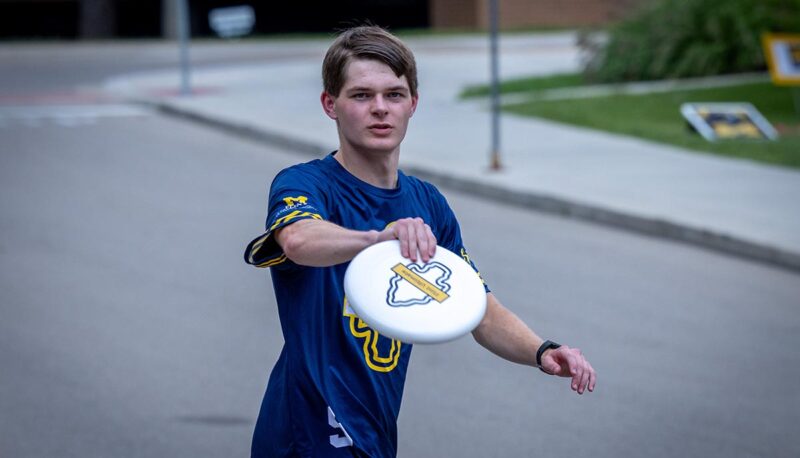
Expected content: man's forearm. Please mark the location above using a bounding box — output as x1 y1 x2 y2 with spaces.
276 219 379 267
472 293 542 367
276 217 437 267
474 294 597 394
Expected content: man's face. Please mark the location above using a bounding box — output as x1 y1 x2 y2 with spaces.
322 58 418 156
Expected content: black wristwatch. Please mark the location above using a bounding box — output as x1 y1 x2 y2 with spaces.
536 340 561 373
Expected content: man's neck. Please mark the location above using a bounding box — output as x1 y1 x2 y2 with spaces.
334 146 399 189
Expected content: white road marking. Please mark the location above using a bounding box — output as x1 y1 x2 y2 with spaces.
0 104 150 128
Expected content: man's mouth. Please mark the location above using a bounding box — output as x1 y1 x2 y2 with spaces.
369 123 393 133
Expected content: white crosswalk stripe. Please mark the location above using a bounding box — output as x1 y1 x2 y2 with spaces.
0 104 151 128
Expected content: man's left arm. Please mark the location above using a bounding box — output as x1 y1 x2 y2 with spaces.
472 293 597 395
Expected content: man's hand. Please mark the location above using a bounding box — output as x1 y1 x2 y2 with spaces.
540 345 597 395
377 217 436 263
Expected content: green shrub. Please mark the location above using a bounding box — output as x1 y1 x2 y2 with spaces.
583 0 800 82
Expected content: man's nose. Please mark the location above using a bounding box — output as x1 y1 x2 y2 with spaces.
372 95 388 116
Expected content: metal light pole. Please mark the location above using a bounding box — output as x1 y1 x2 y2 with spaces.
488 0 502 170
177 0 191 95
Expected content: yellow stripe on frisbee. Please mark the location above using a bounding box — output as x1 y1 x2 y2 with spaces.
390 263 450 303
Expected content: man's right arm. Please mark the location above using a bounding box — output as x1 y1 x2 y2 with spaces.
275 217 436 267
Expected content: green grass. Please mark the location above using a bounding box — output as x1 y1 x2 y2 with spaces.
468 74 800 169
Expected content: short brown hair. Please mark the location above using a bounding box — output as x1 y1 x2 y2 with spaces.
322 26 418 97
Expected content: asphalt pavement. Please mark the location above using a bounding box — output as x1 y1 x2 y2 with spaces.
102 32 800 272
2 34 800 458
2 110 798 458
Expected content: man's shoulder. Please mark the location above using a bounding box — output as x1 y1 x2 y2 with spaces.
279 156 328 176
272 157 329 187
402 171 446 201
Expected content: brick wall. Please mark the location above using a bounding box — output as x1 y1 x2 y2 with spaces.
431 0 648 29
430 0 480 29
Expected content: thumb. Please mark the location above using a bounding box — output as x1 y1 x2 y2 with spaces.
542 354 561 375
545 361 561 375
375 226 396 243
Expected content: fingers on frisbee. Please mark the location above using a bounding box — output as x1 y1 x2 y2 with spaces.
394 218 437 262
395 224 410 258
410 218 431 262
407 224 419 261
424 223 436 257
416 224 437 262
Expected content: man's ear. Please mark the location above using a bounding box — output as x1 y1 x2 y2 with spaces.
321 92 337 120
409 93 419 117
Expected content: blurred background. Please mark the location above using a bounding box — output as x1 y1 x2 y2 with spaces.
1 0 636 39
2 1 800 457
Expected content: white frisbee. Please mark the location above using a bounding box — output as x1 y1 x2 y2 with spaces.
344 240 487 344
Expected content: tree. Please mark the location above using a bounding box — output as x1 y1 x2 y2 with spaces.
582 0 800 82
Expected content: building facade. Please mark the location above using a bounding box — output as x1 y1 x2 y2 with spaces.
431 0 645 29
1 0 647 39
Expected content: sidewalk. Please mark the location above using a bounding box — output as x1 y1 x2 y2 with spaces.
106 33 800 271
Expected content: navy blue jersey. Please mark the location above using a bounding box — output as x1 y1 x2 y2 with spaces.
244 153 488 458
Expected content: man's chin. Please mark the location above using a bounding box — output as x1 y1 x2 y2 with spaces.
360 139 403 155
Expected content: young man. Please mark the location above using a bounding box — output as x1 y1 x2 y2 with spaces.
244 26 596 458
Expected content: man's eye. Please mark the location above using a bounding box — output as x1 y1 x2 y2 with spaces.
353 93 369 99
388 92 404 98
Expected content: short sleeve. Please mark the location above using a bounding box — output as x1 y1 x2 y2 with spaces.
432 189 491 293
244 167 329 269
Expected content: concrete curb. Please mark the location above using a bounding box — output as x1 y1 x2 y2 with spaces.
142 99 800 274
497 72 771 104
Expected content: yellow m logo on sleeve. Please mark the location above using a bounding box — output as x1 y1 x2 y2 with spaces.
282 195 308 207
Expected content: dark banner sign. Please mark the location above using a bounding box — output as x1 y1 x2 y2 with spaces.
681 103 779 141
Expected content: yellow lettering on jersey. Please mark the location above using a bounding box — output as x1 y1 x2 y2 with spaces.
343 298 401 373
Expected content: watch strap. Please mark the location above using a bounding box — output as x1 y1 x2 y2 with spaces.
536 340 561 373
